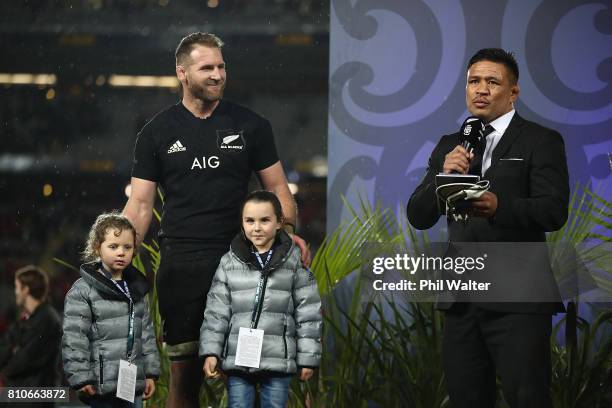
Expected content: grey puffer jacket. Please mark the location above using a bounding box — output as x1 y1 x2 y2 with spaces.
62 262 160 396
199 231 322 374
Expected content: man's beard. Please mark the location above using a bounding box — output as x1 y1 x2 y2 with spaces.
187 79 225 103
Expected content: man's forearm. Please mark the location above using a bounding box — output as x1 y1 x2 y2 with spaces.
257 162 298 233
407 180 443 230
273 185 297 232
123 198 154 245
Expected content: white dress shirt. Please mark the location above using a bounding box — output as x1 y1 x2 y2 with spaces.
481 109 515 175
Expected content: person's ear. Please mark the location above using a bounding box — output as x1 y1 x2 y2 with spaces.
176 65 187 83
510 83 520 103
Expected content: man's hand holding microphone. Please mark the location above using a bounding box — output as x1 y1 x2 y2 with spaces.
443 117 498 218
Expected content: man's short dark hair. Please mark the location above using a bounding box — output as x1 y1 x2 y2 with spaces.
15 265 49 301
175 32 224 66
468 48 519 84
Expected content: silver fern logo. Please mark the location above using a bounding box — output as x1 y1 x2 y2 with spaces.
217 130 245 153
223 135 241 144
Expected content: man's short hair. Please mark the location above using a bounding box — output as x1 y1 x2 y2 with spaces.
467 48 519 84
15 265 49 301
175 32 224 66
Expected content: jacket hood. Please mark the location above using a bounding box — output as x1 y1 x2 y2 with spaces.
79 261 150 302
230 229 294 273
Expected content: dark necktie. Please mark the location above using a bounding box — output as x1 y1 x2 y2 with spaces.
469 124 495 176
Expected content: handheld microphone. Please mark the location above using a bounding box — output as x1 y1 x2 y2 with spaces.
458 116 488 176
459 116 486 156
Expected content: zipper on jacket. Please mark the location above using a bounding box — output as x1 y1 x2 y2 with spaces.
99 354 104 384
87 299 96 324
223 324 232 358
282 323 288 359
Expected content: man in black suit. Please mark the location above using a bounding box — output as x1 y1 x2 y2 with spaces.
407 48 569 407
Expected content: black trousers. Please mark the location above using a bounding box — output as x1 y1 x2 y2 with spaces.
443 303 552 408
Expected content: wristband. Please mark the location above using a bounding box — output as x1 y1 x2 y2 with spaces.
283 222 296 234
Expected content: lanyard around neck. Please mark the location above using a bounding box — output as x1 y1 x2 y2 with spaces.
253 249 273 270
250 249 273 328
101 268 136 360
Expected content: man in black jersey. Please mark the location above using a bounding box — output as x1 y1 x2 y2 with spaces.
123 32 310 408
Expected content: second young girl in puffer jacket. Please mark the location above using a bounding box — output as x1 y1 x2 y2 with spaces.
199 190 322 408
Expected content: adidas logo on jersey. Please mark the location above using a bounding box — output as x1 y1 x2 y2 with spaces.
168 140 187 154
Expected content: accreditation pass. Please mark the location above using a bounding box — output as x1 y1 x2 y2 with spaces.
235 327 264 368
116 359 137 402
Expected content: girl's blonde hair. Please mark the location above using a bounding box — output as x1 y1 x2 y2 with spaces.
82 211 137 262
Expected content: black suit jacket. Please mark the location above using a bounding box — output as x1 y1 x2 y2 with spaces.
407 113 569 314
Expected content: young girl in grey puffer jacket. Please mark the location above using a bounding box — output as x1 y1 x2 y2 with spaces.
200 190 322 408
62 213 160 407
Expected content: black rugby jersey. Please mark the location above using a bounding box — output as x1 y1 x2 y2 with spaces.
131 100 279 245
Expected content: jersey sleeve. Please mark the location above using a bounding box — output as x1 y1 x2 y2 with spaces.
250 117 280 171
131 125 160 182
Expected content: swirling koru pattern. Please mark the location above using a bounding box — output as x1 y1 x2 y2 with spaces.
327 0 612 233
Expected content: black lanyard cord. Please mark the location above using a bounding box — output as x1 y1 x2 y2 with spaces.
250 250 273 329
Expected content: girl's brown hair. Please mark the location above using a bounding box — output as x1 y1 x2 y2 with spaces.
82 211 137 262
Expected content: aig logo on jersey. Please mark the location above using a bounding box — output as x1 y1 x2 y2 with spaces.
217 129 245 154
